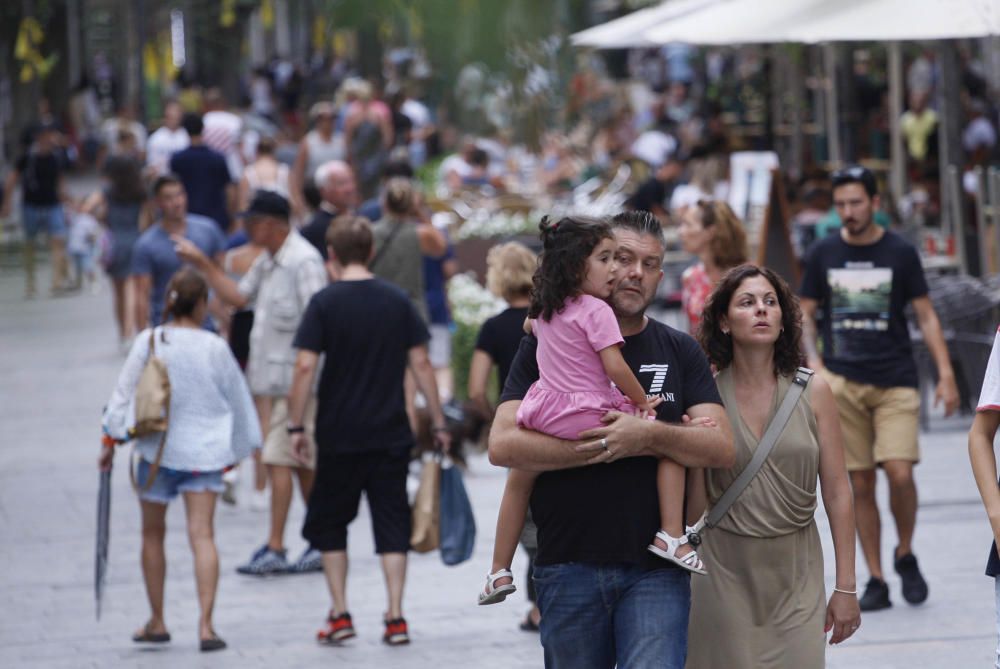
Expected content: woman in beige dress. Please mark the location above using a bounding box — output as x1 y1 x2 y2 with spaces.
687 265 861 668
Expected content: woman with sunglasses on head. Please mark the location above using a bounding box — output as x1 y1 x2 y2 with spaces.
686 264 860 668
677 199 747 335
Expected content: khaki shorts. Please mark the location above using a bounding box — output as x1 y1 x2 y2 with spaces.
262 397 317 469
820 369 920 471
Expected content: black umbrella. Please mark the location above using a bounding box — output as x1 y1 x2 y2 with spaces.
95 466 111 620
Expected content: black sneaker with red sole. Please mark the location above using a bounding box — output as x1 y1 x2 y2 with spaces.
383 617 410 645
317 612 356 644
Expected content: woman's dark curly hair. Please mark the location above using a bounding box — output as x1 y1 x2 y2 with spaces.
698 264 804 377
528 215 613 321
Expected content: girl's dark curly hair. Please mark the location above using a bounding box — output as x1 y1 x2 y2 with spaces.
698 264 804 377
528 215 613 321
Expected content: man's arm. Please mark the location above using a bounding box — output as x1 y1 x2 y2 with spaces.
172 235 249 309
133 274 152 330
409 346 446 426
576 403 734 468
488 399 593 472
287 349 319 463
800 297 824 370
911 295 959 416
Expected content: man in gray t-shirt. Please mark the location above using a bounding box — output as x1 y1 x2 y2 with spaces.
132 175 226 329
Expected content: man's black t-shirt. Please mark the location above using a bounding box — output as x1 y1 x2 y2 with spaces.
170 145 232 231
800 230 928 388
294 278 429 453
16 152 62 205
500 318 722 567
475 306 529 395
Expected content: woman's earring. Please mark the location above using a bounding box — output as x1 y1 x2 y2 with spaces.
722 329 730 335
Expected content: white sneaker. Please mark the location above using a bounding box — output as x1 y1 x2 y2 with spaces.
250 489 269 512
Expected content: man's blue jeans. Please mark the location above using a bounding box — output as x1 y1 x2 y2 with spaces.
533 562 690 669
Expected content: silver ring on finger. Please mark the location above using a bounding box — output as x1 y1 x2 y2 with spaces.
601 437 609 451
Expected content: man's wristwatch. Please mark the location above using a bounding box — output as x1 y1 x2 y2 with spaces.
286 425 305 435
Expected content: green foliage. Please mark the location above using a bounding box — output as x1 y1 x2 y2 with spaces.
450 321 478 402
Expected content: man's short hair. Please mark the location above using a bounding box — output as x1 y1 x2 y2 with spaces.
326 215 373 265
383 159 415 180
181 112 204 137
611 210 665 245
831 165 878 198
153 173 183 196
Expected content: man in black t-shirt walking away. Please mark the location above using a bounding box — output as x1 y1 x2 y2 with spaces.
286 215 450 646
490 211 734 668
2 123 69 297
800 165 959 612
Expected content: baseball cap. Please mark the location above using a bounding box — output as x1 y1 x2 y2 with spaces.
240 190 290 220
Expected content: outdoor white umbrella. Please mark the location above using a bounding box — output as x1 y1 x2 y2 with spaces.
570 0 722 49
640 0 1000 45
784 0 1000 43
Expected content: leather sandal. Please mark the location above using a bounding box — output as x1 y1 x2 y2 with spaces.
132 623 171 643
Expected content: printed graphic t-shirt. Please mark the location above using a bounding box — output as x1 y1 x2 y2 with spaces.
800 230 928 388
499 318 721 567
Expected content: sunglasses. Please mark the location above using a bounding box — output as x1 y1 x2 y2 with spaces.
831 166 873 182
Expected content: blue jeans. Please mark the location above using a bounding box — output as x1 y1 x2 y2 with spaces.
136 460 225 505
533 563 690 669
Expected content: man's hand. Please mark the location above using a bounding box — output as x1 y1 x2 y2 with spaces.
575 411 652 465
433 428 452 454
290 433 312 465
171 234 209 268
935 373 960 417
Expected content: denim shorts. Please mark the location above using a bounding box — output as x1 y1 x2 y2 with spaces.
22 204 66 239
136 459 225 504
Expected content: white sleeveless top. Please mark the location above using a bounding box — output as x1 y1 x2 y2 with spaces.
244 161 290 198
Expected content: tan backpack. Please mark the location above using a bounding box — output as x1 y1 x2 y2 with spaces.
129 329 171 492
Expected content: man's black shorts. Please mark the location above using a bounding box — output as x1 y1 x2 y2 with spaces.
302 446 411 554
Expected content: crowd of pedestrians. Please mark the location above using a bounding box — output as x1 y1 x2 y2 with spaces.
2 51 998 667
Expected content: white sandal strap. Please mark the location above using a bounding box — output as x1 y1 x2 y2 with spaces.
486 569 514 589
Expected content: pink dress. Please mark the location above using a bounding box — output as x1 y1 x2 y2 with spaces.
516 295 635 439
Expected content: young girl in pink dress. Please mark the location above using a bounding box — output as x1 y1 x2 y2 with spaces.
479 216 705 606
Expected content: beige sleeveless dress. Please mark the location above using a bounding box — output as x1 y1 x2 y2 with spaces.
687 369 826 669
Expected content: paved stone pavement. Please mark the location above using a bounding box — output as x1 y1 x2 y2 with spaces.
1 212 997 668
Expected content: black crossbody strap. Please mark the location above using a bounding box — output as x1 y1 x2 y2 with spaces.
370 219 405 269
